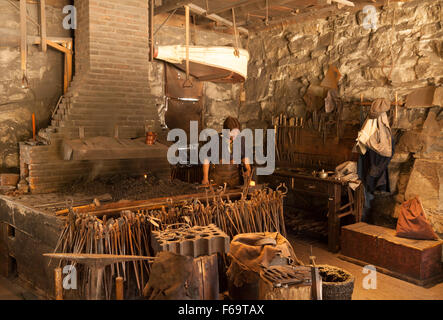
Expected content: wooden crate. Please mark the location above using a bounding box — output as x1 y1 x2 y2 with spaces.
340 223 443 286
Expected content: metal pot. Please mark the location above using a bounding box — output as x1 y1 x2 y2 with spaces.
318 170 329 179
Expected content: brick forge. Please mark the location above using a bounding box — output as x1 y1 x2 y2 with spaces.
20 0 169 193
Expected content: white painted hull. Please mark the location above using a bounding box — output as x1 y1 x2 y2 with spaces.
155 45 249 82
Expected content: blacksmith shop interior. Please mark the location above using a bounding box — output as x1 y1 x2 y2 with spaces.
0 0 442 301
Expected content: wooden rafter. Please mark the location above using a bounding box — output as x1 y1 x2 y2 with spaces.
248 1 382 31
46 40 72 54
153 1 248 34
154 0 190 15
207 0 262 15
187 3 249 35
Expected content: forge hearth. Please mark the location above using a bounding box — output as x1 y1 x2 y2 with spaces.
19 0 166 194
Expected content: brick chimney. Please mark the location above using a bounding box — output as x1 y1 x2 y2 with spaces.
20 0 168 193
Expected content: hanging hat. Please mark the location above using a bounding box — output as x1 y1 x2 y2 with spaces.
369 98 390 118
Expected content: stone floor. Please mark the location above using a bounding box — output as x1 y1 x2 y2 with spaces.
0 276 37 300
289 235 443 300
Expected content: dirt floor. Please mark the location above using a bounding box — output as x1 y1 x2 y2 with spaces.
288 235 443 300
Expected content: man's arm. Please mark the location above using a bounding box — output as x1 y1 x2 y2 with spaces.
242 157 251 179
202 159 210 185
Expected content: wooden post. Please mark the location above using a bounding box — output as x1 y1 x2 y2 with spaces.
115 276 124 300
66 41 73 90
20 0 27 79
32 113 36 140
63 52 68 94
328 184 341 253
149 0 154 61
183 5 192 87
54 268 63 300
40 0 47 52
355 184 363 222
311 266 322 300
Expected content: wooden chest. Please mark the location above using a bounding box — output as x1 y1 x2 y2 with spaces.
340 223 443 285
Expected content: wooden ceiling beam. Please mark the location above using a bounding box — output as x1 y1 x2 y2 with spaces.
207 0 262 15
154 0 190 15
187 3 249 35
248 1 387 32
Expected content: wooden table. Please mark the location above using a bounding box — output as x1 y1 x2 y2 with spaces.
261 169 363 253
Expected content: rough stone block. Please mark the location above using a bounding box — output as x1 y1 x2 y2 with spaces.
405 159 443 212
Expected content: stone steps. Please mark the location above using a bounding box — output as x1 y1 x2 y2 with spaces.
70 95 158 105
63 104 157 114
55 119 148 128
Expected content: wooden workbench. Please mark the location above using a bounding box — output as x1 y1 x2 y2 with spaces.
261 168 363 252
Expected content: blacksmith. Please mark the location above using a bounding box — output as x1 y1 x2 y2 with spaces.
202 116 251 187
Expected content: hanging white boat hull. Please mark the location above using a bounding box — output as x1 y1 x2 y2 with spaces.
154 45 249 83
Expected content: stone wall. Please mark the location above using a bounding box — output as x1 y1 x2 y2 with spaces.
243 0 442 233
244 0 442 122
0 0 71 173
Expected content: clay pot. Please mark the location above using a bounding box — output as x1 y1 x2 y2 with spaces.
146 132 157 145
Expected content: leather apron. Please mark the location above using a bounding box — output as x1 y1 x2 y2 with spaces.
209 135 242 188
209 163 242 188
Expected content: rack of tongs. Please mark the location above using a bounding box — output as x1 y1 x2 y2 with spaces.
273 114 304 161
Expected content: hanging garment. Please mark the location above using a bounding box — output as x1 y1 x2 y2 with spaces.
355 112 392 157
366 112 392 157
396 197 439 240
360 138 394 193
368 98 390 119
